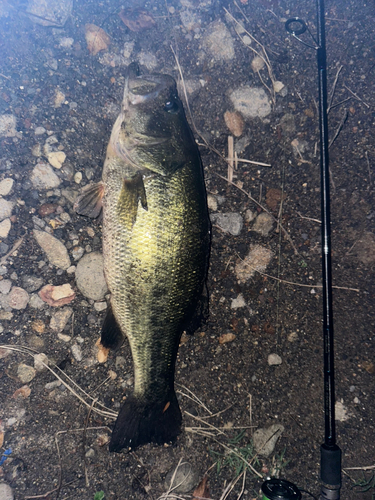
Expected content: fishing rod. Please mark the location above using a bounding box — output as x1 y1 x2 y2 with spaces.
262 1 342 499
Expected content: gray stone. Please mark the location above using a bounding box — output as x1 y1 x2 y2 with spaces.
7 287 29 310
34 353 49 372
50 307 73 332
0 482 14 500
0 178 14 196
0 199 14 221
22 275 44 293
31 162 61 189
230 86 271 119
165 462 199 493
17 363 36 383
75 252 108 300
252 212 274 237
210 212 243 235
33 230 71 270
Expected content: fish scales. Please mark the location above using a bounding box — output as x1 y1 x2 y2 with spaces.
75 69 210 452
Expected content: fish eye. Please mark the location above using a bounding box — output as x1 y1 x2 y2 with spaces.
164 100 179 113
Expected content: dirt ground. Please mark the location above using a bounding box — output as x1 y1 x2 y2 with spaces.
0 0 374 499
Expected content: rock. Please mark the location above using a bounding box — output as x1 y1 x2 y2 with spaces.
31 319 45 333
50 307 73 332
0 199 14 221
273 81 286 94
235 245 274 283
0 482 14 500
94 301 107 312
219 333 236 344
22 275 44 293
0 279 12 294
210 213 243 235
335 400 350 422
47 151 66 169
39 284 75 307
202 21 234 63
224 111 244 137
7 287 29 309
85 24 110 56
72 246 84 261
253 424 284 457
230 87 271 119
252 212 274 237
207 194 218 212
58 333 71 342
0 218 11 238
0 114 17 137
268 353 282 366
17 363 36 383
34 353 48 372
33 230 71 269
31 162 61 189
74 172 82 184
75 252 108 300
54 89 65 108
29 293 46 309
34 126 46 135
165 462 199 493
231 294 246 309
71 344 82 362
0 178 14 196
251 55 265 72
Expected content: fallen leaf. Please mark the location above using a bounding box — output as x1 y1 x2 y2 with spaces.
85 24 110 56
12 385 31 398
0 431 4 448
219 333 236 344
193 476 210 500
119 9 156 32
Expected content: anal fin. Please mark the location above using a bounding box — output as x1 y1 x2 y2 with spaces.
101 305 124 350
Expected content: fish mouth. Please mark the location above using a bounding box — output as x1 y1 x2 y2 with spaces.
124 74 172 107
121 74 173 146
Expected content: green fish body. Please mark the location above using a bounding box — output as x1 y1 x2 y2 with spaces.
75 72 210 452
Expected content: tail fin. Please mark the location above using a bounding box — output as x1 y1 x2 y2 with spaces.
109 390 182 452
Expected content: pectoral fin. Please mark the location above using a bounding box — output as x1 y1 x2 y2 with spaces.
117 172 147 230
74 182 104 218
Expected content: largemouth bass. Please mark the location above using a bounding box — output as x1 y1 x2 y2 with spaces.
75 69 210 452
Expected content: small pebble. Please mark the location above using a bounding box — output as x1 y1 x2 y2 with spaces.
0 178 14 196
17 363 36 383
268 353 282 366
34 353 48 372
0 482 14 500
165 462 199 493
71 344 82 362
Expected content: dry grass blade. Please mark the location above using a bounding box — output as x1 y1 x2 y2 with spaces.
0 344 117 419
176 383 212 414
224 6 276 103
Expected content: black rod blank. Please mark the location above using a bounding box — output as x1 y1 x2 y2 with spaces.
316 0 342 497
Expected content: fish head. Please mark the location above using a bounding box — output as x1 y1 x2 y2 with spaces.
115 73 198 176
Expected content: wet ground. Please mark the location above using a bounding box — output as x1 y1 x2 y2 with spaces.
0 0 374 499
